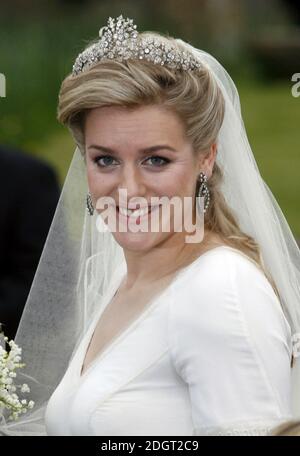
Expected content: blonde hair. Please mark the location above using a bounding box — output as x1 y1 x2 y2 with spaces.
57 31 292 366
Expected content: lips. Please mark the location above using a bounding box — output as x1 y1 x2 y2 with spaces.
119 204 150 210
117 206 151 217
116 205 160 224
117 205 158 216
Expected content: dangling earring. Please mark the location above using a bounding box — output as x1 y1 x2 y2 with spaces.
86 191 94 216
197 171 210 214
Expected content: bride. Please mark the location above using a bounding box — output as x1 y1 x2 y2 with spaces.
1 15 300 436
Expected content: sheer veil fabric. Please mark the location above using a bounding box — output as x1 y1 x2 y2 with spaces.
0 37 300 436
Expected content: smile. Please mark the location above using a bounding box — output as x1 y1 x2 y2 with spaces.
116 205 159 220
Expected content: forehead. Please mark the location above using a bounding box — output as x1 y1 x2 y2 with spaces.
84 105 187 145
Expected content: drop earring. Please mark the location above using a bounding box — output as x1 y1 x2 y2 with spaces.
197 171 210 213
86 191 94 216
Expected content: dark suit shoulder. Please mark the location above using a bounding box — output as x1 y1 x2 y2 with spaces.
0 145 60 191
0 145 54 175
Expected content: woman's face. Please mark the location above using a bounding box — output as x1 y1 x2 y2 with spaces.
85 104 216 252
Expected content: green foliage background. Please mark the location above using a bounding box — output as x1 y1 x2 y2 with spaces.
0 1 299 236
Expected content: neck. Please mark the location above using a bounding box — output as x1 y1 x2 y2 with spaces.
122 229 218 290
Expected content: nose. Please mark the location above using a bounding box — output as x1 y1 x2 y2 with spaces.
117 163 146 201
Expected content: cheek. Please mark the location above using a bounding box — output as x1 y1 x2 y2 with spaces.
86 165 112 196
155 163 196 196
86 163 97 189
85 160 197 197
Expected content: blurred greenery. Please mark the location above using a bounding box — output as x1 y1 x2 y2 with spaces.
0 1 299 237
0 13 104 149
238 79 300 236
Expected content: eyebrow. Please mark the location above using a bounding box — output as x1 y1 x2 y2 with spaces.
87 144 177 154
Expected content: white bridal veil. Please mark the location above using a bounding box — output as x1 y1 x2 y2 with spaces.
0 22 300 435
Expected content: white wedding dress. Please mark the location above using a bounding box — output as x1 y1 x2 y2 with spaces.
44 246 293 436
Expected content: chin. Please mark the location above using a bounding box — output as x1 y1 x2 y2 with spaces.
112 231 163 252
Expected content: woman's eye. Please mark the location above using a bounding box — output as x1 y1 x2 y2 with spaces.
144 156 171 167
94 155 117 167
93 155 170 168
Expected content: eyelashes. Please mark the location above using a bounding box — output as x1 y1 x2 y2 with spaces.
93 155 171 168
145 156 171 167
94 155 116 167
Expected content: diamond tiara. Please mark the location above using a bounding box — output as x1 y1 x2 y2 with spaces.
72 15 202 76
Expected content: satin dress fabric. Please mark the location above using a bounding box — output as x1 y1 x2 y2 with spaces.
45 246 293 436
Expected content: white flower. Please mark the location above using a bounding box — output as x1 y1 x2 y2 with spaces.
20 384 30 393
0 326 35 421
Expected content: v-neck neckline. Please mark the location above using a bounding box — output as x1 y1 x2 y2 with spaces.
77 244 241 381
78 266 171 381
